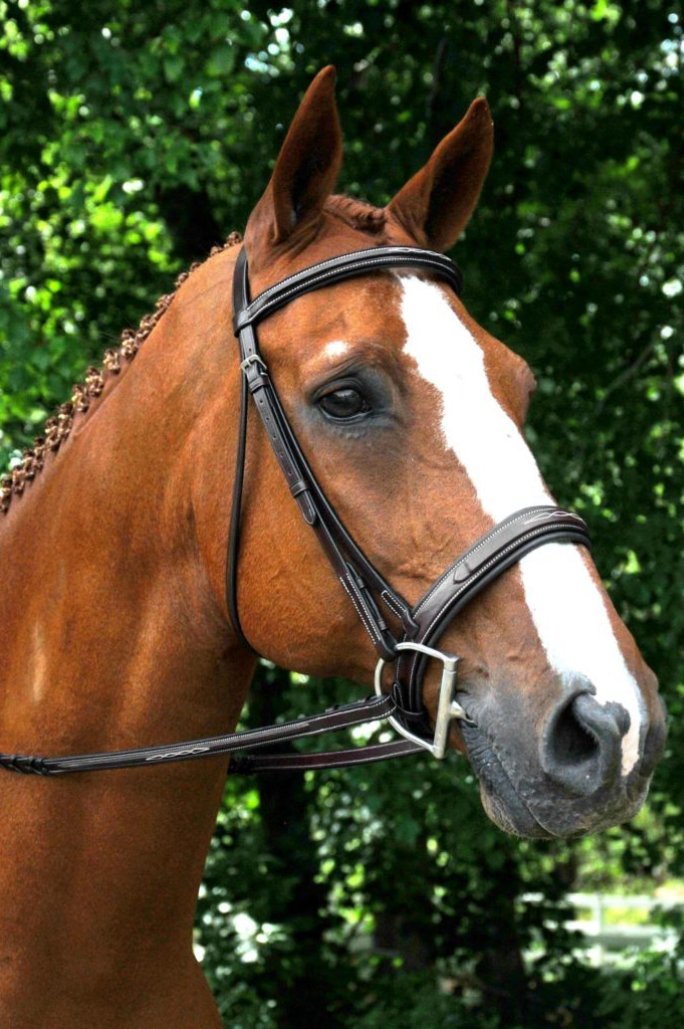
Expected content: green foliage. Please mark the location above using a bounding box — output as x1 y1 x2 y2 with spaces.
1 0 682 1025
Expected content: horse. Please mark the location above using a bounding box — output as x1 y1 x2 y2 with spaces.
0 66 666 1027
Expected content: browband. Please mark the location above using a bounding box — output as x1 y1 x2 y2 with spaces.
233 245 463 334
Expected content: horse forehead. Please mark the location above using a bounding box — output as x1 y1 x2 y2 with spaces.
399 275 505 367
273 274 409 353
396 274 537 486
396 275 531 410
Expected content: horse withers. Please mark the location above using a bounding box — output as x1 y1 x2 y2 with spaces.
0 67 666 1027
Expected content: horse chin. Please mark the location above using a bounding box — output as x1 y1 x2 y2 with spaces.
472 757 554 838
478 785 553 839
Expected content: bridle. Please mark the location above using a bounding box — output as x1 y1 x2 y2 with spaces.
0 244 590 777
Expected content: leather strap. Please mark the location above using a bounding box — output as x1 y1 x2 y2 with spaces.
233 245 463 334
0 694 407 775
229 246 436 660
229 245 591 749
394 506 592 723
226 368 251 650
229 739 421 774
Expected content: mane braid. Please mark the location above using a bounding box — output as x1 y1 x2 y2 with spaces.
0 231 243 515
325 194 387 234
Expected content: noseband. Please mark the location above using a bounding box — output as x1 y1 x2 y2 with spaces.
0 244 590 777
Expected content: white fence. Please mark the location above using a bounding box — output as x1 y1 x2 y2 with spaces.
564 892 681 955
522 891 682 961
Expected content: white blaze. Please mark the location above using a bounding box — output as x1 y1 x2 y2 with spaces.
399 276 643 775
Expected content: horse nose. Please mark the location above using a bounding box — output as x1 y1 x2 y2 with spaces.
540 687 629 797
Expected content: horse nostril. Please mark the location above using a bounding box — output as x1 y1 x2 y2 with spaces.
546 698 599 765
541 691 627 797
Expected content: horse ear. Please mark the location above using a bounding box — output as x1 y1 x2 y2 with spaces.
247 66 343 250
387 98 493 252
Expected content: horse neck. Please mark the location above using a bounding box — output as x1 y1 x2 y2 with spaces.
0 248 253 1003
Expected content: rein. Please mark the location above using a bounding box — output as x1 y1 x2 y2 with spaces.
0 244 590 777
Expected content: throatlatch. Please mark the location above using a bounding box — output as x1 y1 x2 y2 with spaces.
0 244 590 777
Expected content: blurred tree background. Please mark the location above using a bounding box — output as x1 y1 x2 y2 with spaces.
1 0 683 1025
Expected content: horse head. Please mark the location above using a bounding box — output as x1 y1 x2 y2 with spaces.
227 67 666 838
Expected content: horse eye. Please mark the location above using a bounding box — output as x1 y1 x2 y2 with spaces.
318 387 370 421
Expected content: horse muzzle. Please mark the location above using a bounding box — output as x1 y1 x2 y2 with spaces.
458 680 667 839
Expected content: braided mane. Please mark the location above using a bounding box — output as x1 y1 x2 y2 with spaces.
325 194 387 235
0 232 243 515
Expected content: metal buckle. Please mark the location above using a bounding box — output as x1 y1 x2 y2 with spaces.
240 354 268 375
374 642 471 759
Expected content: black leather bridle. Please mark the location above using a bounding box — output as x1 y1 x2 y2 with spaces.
0 244 590 777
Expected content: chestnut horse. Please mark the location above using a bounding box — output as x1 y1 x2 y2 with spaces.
0 68 666 1026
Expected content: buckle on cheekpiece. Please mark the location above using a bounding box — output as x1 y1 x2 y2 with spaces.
374 642 471 759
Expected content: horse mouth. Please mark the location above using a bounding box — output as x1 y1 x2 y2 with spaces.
479 787 553 839
460 722 554 838
459 721 650 840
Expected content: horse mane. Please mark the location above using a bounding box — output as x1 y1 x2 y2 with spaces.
0 232 243 515
325 194 388 235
